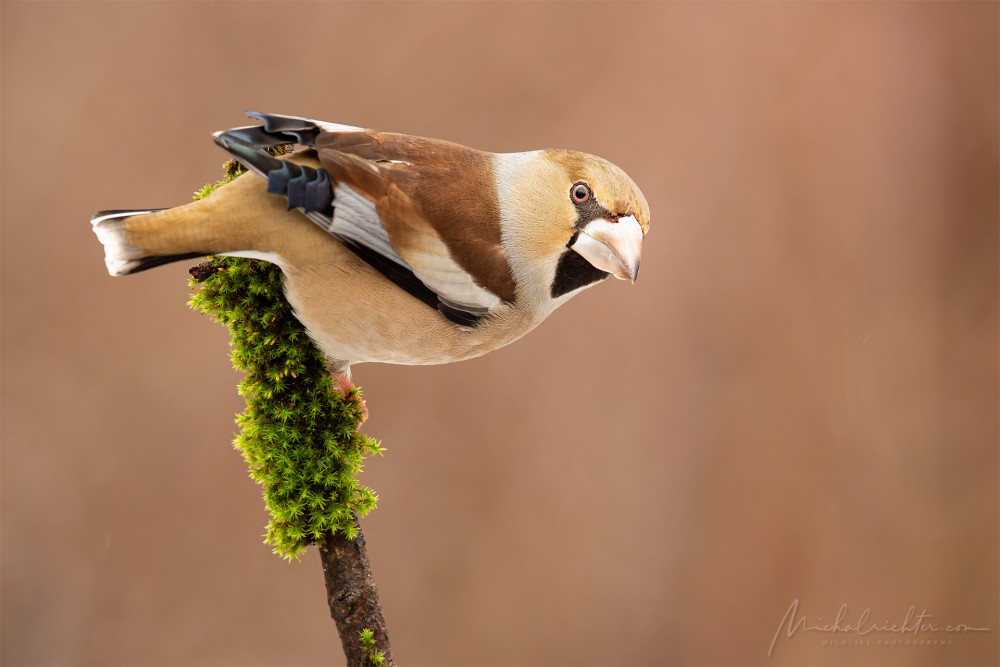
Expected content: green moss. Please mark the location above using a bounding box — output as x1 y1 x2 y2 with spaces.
188 155 384 559
359 628 387 666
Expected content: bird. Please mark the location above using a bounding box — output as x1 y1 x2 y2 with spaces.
92 111 650 405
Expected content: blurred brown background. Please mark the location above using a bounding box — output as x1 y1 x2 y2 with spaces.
2 2 997 666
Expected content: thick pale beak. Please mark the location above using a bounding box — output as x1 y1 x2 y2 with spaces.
570 215 643 282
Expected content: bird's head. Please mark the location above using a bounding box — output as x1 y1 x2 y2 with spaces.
494 149 650 308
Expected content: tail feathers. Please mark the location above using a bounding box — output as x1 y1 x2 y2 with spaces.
91 209 203 276
93 112 359 277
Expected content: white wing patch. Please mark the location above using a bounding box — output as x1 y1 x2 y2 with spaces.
329 184 409 269
330 184 501 311
403 239 502 310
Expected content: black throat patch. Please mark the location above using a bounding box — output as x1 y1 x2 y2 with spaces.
550 244 610 298
549 192 615 298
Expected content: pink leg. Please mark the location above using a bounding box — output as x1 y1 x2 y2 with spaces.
332 369 369 423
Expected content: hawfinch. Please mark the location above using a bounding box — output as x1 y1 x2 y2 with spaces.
92 111 650 393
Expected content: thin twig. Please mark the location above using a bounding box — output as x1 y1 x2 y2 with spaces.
319 518 394 666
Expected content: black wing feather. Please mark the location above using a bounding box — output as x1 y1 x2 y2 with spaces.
212 112 485 327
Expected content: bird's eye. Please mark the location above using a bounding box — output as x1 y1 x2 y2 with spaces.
571 182 591 204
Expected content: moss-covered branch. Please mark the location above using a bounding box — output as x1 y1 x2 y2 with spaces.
187 156 393 665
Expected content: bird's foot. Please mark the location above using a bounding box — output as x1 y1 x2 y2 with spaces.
332 370 368 423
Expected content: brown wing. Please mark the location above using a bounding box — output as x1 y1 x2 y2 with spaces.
213 112 516 323
315 131 516 305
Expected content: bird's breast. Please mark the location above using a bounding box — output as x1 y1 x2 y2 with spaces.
278 239 538 366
